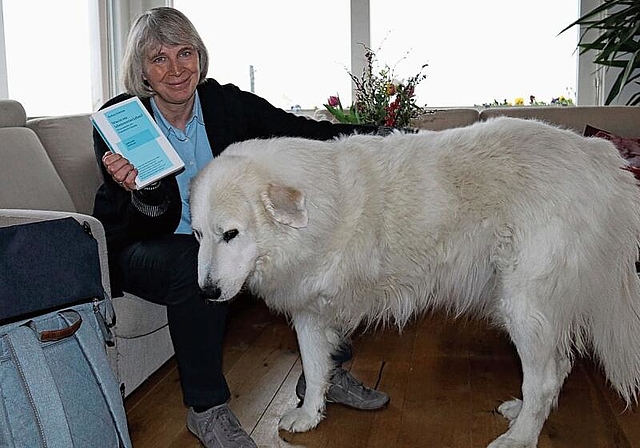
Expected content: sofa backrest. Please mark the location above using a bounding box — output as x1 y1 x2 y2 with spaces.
479 106 640 138
0 100 77 212
27 114 102 215
411 108 479 131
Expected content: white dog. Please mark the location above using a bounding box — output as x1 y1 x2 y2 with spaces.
190 117 640 448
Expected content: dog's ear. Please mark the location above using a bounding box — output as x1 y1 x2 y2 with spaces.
260 183 308 228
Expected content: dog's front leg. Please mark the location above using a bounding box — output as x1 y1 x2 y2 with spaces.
279 312 334 433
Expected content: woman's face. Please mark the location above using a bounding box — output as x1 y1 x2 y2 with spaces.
144 43 200 110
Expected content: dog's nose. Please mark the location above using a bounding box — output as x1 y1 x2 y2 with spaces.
200 283 222 302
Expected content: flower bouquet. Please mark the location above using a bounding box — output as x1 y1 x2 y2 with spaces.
324 46 428 128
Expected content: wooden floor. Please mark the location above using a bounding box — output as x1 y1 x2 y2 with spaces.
125 296 640 448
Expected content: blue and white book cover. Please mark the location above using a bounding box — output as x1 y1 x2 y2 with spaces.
91 97 185 188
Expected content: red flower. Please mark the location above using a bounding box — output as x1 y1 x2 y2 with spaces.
384 97 401 126
327 95 340 107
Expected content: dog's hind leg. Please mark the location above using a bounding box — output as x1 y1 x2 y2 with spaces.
278 311 337 433
487 295 570 448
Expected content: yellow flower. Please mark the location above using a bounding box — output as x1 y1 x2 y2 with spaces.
385 83 396 96
514 97 525 106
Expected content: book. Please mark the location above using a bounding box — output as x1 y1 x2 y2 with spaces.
91 96 185 189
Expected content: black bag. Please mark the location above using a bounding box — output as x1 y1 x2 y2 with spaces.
0 217 105 322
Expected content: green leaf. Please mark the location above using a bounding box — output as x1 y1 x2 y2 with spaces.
561 0 640 105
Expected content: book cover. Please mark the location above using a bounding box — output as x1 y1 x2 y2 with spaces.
91 97 185 189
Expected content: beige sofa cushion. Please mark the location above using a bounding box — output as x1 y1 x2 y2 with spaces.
0 99 26 127
27 114 102 215
112 293 168 338
479 106 640 138
412 108 480 131
0 127 76 212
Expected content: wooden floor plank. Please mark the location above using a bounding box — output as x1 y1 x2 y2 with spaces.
226 345 299 430
125 360 191 448
252 360 304 448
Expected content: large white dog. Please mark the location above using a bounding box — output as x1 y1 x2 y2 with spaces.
190 117 640 448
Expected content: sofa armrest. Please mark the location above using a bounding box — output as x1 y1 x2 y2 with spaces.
0 208 112 300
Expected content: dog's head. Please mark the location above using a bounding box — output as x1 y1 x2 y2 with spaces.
190 154 308 302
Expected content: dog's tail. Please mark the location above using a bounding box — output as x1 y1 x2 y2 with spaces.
590 260 640 406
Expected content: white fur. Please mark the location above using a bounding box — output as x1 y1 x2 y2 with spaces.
190 117 640 448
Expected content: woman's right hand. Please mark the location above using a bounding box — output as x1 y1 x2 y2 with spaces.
102 152 138 191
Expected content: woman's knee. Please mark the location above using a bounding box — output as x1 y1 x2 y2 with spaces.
119 234 202 306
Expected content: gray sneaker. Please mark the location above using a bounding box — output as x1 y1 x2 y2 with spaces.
296 368 390 410
187 404 257 448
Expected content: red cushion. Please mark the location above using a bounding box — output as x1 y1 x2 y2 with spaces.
584 125 640 180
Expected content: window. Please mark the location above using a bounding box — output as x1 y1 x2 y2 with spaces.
369 0 579 107
177 0 579 109
0 1 583 115
0 0 95 116
174 0 351 111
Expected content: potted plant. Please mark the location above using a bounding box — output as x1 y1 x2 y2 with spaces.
561 0 639 105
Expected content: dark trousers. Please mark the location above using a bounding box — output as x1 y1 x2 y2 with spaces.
116 234 230 408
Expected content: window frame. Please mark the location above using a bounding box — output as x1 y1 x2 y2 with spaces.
0 3 7 98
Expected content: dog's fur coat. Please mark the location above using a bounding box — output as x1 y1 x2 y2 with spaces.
190 117 640 447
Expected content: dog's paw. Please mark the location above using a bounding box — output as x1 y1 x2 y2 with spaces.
486 433 536 448
487 434 537 448
278 407 323 433
497 399 522 423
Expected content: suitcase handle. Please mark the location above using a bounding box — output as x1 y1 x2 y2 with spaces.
26 310 83 342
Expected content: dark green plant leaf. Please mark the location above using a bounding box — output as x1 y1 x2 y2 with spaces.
561 0 639 105
629 87 640 105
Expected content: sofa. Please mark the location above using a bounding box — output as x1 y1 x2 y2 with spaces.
0 99 173 398
1 98 638 398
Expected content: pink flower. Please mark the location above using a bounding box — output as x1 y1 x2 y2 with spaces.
327 95 340 107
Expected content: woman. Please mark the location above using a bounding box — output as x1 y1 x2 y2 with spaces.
93 7 389 448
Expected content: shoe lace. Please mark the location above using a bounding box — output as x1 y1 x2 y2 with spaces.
208 407 247 442
333 368 367 392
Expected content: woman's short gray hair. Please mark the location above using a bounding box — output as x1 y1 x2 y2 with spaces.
121 7 209 97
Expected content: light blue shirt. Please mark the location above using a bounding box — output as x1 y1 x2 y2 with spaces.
151 93 213 234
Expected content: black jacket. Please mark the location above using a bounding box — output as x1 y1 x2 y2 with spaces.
92 78 374 294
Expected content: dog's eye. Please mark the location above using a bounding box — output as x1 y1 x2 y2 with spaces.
222 229 238 243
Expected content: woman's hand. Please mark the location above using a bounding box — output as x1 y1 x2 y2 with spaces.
102 152 138 191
